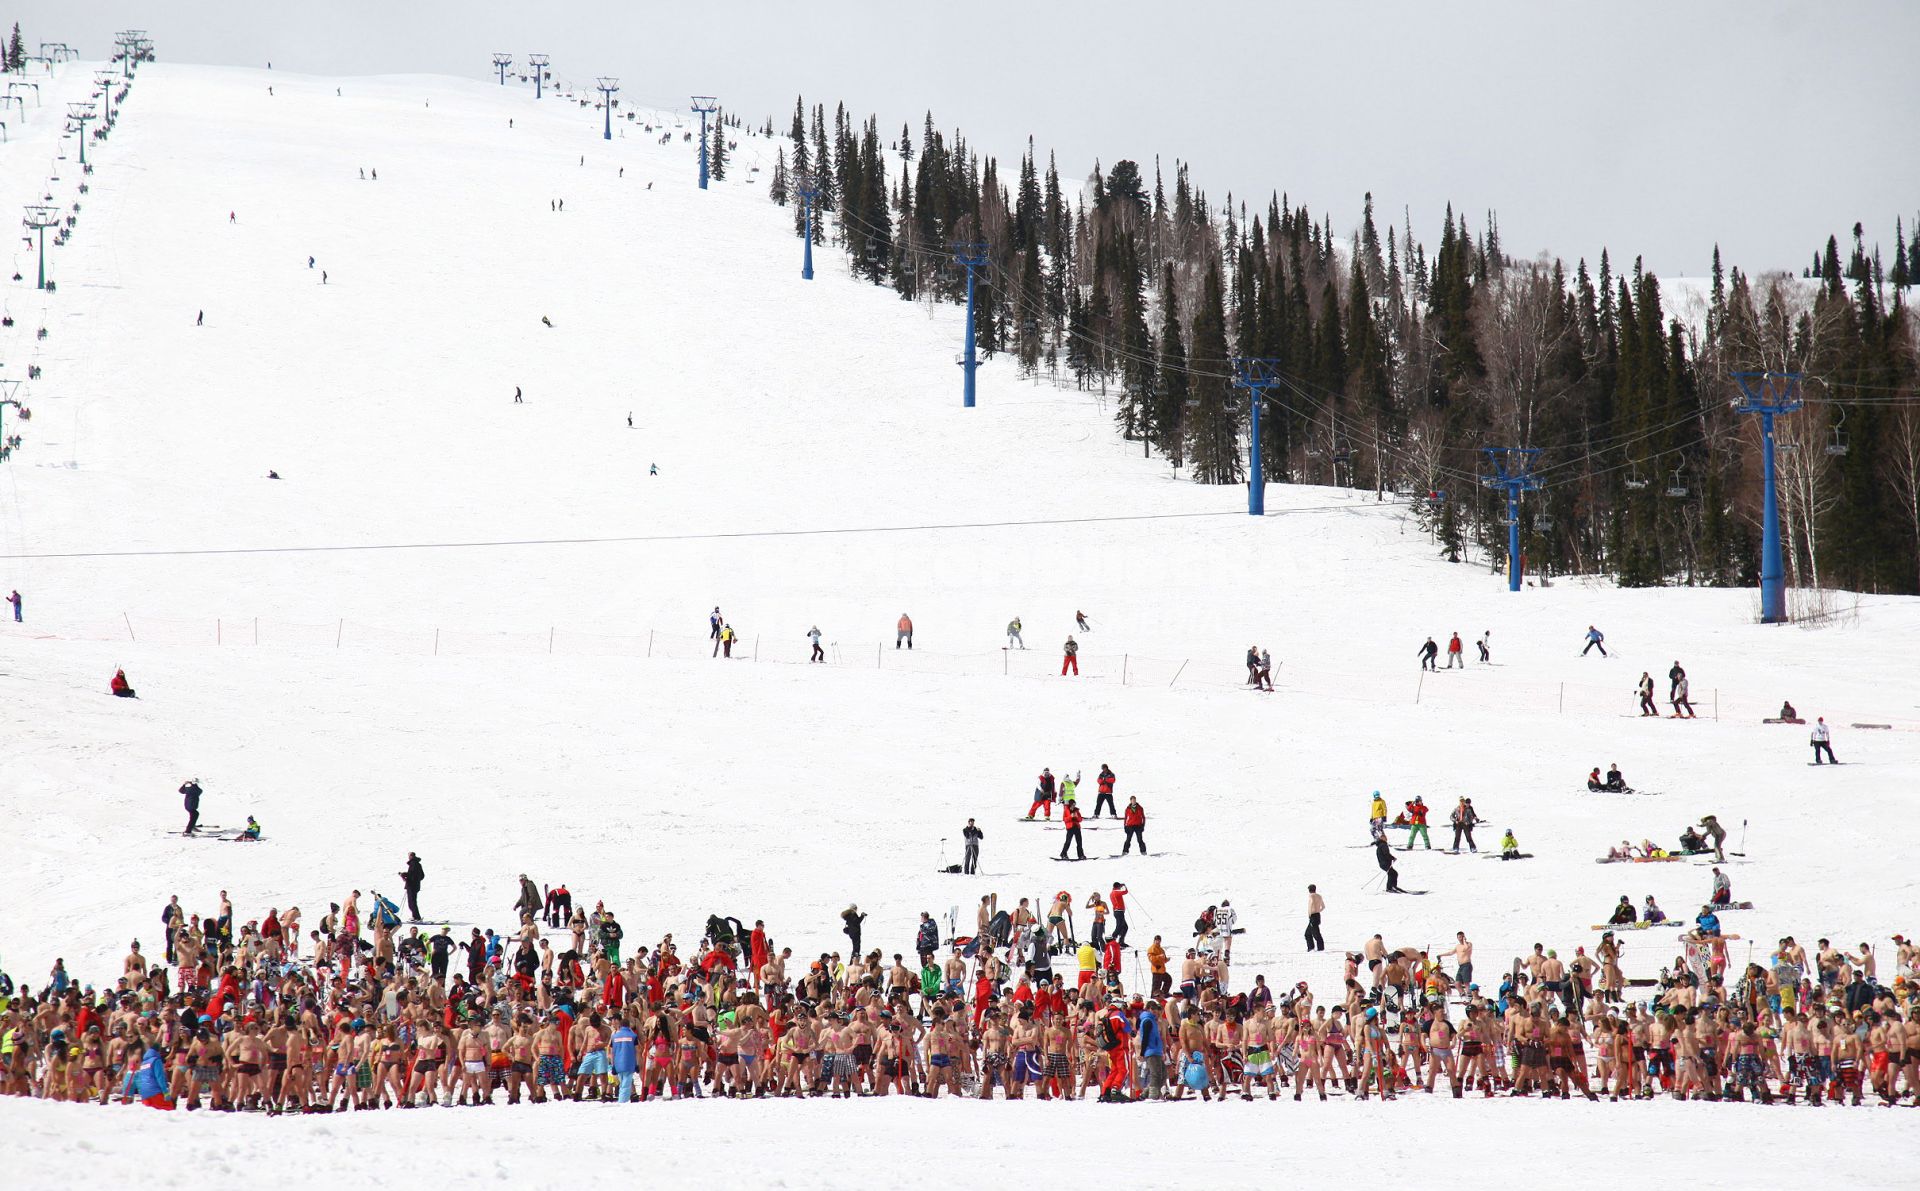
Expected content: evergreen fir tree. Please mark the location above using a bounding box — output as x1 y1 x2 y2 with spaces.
6 24 22 73
710 109 728 181
1184 259 1243 485
1152 262 1189 465
769 147 788 206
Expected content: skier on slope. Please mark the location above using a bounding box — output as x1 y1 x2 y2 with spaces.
1006 617 1025 649
1446 632 1464 669
1417 637 1439 671
1093 764 1117 818
1372 835 1402 892
1121 797 1148 855
180 778 203 835
807 625 824 663
1636 672 1659 717
1075 610 1090 632
1582 626 1607 656
1025 768 1056 820
1057 800 1087 861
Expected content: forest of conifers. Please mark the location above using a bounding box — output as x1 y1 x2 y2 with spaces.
756 99 1920 596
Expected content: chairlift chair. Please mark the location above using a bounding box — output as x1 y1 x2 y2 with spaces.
1624 468 1648 491
1824 407 1849 456
1533 514 1552 531
1665 468 1690 498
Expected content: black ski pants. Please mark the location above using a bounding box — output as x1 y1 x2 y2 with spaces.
1094 791 1116 817
1122 825 1146 854
1305 913 1324 951
405 886 422 921
1058 826 1085 860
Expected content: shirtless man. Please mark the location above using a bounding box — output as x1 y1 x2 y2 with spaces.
1040 1012 1074 1100
456 1020 492 1105
1243 1007 1280 1100
977 1009 1012 1099
1009 1010 1044 1101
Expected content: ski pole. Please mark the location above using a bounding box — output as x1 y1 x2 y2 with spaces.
1738 818 1747 856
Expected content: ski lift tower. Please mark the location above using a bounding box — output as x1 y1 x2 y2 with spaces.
1732 372 1803 624
595 78 619 140
527 54 549 99
67 102 97 167
953 242 988 407
23 205 60 289
492 54 513 85
1231 357 1282 516
797 172 819 280
1480 447 1544 592
690 95 719 189
93 73 117 124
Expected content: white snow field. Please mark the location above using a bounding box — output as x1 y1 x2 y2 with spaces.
3 61 1918 1188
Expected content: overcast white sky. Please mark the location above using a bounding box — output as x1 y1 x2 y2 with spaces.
21 0 1918 277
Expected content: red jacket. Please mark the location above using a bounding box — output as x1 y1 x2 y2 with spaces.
602 969 627 1009
750 928 769 968
110 671 129 695
1124 803 1145 827
1098 772 1115 796
1063 804 1083 829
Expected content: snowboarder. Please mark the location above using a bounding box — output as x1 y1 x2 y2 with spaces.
1446 632 1464 669
1499 829 1522 860
1373 836 1401 892
1588 768 1606 792
1476 631 1491 663
1811 717 1837 764
1026 769 1056 820
1368 790 1388 829
1093 765 1117 818
626 412 633 427
1709 867 1732 907
196 310 203 327
514 386 522 403
234 815 262 842
6 589 19 622
807 625 824 663
1605 764 1627 792
1582 626 1607 656
400 852 425 922
180 778 203 835
896 613 913 649
1609 896 1637 926
1418 637 1439 670
1121 797 1147 855
1058 801 1087 861
1075 610 1090 632
540 316 553 327
1006 617 1025 649
962 819 982 874
110 668 136 698
1061 635 1079 676
1637 672 1658 716
841 904 865 954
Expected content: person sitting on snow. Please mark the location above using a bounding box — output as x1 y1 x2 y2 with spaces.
1587 768 1606 792
1709 867 1732 907
1779 700 1797 721
234 815 262 842
1643 896 1668 924
1499 829 1522 860
1678 826 1708 855
1604 764 1627 792
1609 896 1637 926
110 668 137 698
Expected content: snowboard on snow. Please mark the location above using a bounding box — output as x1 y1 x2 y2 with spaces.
1591 921 1681 931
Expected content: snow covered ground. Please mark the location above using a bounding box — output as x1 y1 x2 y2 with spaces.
2 61 1917 1188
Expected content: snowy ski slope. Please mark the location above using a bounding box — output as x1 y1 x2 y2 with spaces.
1 62 1917 1188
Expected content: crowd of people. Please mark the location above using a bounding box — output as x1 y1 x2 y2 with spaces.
3 872 1916 1112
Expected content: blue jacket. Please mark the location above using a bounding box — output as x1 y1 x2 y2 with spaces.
1138 1012 1164 1057
133 1046 168 1099
610 1026 638 1075
1696 912 1721 936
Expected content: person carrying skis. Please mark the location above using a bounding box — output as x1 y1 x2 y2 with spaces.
1582 626 1607 657
1446 632 1464 669
1006 617 1025 649
710 607 722 641
1372 835 1402 892
180 778 203 835
1058 800 1087 861
807 625 824 663
1061 635 1079 676
1418 637 1439 671
1810 717 1837 764
1093 765 1117 818
1121 797 1147 855
1403 795 1431 850
1637 672 1658 717
1025 769 1056 820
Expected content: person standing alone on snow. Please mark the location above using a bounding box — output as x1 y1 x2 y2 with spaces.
1061 636 1079 676
1304 885 1326 951
1418 637 1439 671
400 852 425 922
1450 797 1479 852
6 589 20 622
710 607 723 644
1477 631 1491 663
1583 626 1607 657
896 614 913 650
1058 800 1087 861
1811 717 1837 764
807 625 824 663
1373 836 1402 892
962 819 983 874
1402 796 1431 850
1093 765 1117 818
180 778 203 836
1446 633 1464 669
1121 797 1147 855
1007 617 1025 649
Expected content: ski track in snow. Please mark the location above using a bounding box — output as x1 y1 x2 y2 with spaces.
2 63 1917 1187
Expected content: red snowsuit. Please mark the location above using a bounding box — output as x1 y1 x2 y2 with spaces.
1099 1008 1134 1096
